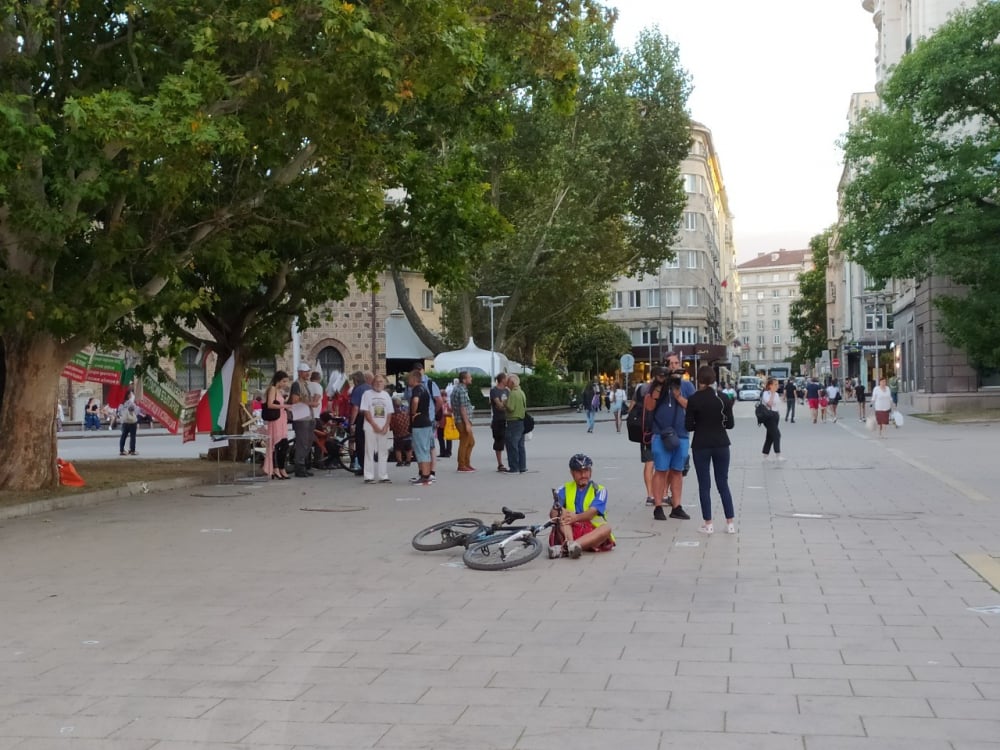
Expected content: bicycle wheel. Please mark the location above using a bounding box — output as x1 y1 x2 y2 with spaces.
463 533 542 571
412 518 486 551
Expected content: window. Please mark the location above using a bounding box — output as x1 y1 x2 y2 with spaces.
675 327 698 345
757 349 765 361
772 304 781 315
773 273 780 282
176 346 206 391
773 319 781 330
865 308 885 330
773 335 781 344
740 320 749 331
628 290 642 308
757 320 765 330
640 328 659 345
787 287 794 296
663 256 680 270
663 288 680 307
610 291 623 309
683 212 698 231
683 174 703 193
687 288 699 307
757 335 765 346
246 357 276 394
647 289 660 308
756 305 764 316
317 346 345 385
741 306 749 317
687 251 698 269
827 282 836 302
772 289 780 297
756 292 764 301
741 292 749 301
421 289 434 311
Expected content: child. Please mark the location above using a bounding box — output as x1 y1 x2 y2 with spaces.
548 453 615 558
390 394 413 466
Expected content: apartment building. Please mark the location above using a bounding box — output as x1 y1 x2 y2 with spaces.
604 122 739 378
735 250 812 374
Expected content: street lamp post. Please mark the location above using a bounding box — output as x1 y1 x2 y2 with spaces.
476 295 510 379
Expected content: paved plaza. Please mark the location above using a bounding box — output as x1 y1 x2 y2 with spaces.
2 402 1000 749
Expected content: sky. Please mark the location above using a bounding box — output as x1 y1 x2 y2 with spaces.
609 1 878 262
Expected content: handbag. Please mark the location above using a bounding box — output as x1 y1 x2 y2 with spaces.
755 401 770 425
523 412 535 434
261 407 280 422
443 415 460 441
659 426 680 452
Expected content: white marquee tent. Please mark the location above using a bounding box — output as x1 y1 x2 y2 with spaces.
432 338 509 376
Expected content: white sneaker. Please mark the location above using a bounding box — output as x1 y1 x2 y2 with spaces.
567 542 583 559
726 522 736 534
775 455 787 463
548 545 563 559
698 523 714 534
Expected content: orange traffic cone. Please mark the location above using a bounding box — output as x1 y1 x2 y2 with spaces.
57 458 86 487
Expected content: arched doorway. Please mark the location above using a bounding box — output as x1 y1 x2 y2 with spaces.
176 346 206 391
318 346 345 385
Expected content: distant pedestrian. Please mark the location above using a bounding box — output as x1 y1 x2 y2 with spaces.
871 377 893 438
490 373 510 472
390 394 412 466
117 390 139 456
407 369 435 486
826 379 841 423
783 379 796 423
855 379 867 421
760 377 784 461
289 363 319 477
348 370 372 474
805 377 822 423
631 377 657 507
610 381 627 433
450 370 476 471
263 371 291 480
582 378 600 433
503 373 527 474
360 374 394 483
685 366 736 535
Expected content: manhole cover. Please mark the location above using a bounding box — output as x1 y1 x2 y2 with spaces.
613 529 659 539
299 506 367 513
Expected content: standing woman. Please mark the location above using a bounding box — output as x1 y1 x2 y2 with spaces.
685 366 736 534
871 377 894 438
610 382 627 433
760 377 784 461
360 374 395 483
117 390 140 456
855 378 867 422
264 371 291 479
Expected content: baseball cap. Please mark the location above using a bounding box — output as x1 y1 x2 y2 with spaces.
297 362 312 372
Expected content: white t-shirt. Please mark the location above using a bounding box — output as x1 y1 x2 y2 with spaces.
360 389 395 431
307 381 323 417
871 385 894 411
826 385 840 401
611 388 627 410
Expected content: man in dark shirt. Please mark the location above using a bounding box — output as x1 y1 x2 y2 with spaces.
805 377 823 424
407 369 435 485
490 373 510 472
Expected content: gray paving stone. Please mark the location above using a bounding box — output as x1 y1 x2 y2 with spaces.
240 720 389 747
376 723 523 749
514 726 660 750
798 694 933 716
863 715 1000 742
588 706 724 731
804 737 953 749
726 710 864 735
198 698 338 723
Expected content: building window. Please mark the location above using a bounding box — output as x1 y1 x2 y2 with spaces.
773 335 781 344
741 306 749 317
640 328 659 345
740 320 749 332
683 212 698 231
628 290 642 308
647 289 660 308
687 288 699 307
421 289 434 310
318 347 345 384
772 304 781 315
772 289 780 297
756 305 764 316
757 320 765 330
683 174 703 193
757 349 765 361
757 335 765 346
610 291 623 309
741 292 749 301
756 292 765 301
865 308 885 330
663 289 680 307
246 357 276 394
176 346 206 391
773 319 781 330
663 256 680 270
687 251 698 269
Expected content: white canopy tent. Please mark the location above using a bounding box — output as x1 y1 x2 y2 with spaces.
432 338 509 376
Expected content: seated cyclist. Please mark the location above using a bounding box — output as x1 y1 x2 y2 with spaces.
549 453 615 559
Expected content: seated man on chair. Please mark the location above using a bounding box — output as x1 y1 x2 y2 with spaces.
549 453 615 559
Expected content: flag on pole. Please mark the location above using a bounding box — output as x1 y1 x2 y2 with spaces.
204 352 236 433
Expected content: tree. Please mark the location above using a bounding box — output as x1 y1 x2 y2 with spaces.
789 230 831 368
0 1 557 490
396 22 692 364
838 0 1000 369
563 320 632 377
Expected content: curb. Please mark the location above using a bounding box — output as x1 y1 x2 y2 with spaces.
0 476 212 522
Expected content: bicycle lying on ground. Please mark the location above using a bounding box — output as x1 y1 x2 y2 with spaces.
411 502 560 571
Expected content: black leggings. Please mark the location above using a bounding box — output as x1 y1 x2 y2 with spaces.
762 416 781 455
273 438 289 470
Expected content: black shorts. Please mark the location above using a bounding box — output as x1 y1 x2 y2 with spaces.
491 419 506 451
640 444 653 463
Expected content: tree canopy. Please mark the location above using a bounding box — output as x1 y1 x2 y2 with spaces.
562 319 633 378
838 0 1000 369
788 230 831 369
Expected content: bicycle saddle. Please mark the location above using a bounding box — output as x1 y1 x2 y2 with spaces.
501 506 525 523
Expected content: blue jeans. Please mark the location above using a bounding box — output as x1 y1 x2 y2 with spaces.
692 445 734 522
586 409 596 431
505 419 526 473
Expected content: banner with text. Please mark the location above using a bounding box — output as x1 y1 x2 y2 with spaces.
87 352 126 386
137 369 187 434
181 390 202 444
61 351 93 383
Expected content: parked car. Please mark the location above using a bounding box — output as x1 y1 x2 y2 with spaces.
736 376 763 402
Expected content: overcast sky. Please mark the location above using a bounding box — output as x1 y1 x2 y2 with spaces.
609 1 877 262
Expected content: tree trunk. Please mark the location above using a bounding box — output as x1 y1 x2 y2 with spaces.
0 334 65 491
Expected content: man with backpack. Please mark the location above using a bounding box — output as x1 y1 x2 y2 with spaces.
582 377 600 433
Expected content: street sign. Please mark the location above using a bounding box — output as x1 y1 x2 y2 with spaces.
620 354 635 372
832 358 841 367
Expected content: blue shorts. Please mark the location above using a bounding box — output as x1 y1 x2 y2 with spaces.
411 426 434 463
651 434 689 472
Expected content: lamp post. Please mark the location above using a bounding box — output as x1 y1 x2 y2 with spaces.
475 295 510 378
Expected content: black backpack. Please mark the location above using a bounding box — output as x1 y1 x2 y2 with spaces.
626 385 648 444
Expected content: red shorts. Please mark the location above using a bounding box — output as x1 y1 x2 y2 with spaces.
550 522 615 551
808 398 819 409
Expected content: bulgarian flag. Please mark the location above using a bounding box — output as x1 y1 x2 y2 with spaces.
197 352 236 433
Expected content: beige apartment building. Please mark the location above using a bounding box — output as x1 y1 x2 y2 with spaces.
603 122 739 379
735 249 812 375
